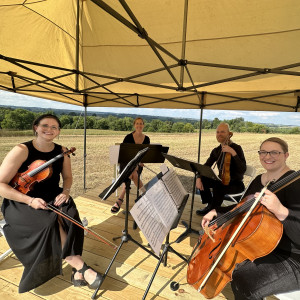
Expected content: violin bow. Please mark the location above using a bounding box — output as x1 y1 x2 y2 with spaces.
47 204 118 250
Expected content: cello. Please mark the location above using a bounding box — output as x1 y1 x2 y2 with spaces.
186 169 300 299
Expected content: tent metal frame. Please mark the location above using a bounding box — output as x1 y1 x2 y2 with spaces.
1 0 300 191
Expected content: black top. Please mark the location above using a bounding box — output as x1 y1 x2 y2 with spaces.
119 132 150 172
204 142 246 182
217 170 300 261
123 132 150 144
1 140 83 293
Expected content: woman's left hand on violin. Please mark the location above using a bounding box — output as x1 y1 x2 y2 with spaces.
54 191 70 206
222 145 237 156
257 189 289 221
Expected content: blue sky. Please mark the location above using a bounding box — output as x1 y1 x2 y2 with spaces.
1 90 300 126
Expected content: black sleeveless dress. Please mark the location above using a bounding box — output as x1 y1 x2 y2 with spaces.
1 141 84 293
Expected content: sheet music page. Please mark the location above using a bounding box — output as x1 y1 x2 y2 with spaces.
130 194 169 255
161 168 187 208
130 180 178 255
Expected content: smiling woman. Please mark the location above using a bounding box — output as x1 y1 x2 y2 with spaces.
200 137 300 299
0 113 102 293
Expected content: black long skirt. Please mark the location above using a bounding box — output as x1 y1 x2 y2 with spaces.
2 197 84 293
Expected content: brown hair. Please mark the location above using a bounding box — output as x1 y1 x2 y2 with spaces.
260 137 289 153
32 113 61 135
133 117 144 125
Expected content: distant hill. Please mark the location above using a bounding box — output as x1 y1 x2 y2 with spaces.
0 104 199 124
0 104 297 128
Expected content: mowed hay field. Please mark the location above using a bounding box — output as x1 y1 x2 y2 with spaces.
0 131 300 214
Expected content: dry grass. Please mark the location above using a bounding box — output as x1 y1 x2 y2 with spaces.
0 131 300 218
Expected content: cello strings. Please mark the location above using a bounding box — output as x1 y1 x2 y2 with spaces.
208 170 300 229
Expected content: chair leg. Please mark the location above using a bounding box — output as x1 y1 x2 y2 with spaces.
0 248 13 262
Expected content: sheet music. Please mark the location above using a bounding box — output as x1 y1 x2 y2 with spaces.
130 195 170 255
130 174 181 256
161 168 187 208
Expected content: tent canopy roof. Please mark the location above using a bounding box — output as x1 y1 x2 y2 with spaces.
0 0 300 112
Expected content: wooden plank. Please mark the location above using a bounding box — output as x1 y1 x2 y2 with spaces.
0 185 279 299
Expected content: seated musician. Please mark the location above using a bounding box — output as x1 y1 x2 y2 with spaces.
196 122 246 215
202 137 300 299
111 117 150 213
0 114 102 293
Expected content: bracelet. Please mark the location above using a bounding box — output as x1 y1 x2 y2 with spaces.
63 188 71 192
28 197 35 206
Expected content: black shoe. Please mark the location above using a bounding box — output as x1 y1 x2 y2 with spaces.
77 262 103 290
196 204 213 216
71 268 88 287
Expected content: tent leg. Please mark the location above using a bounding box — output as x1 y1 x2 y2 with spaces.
83 106 87 191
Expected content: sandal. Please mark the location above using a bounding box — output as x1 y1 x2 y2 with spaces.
77 262 103 290
71 268 88 287
111 198 123 214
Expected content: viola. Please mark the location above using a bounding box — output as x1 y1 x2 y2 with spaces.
187 169 300 299
220 132 233 185
10 147 76 194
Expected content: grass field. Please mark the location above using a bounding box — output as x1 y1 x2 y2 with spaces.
0 130 299 217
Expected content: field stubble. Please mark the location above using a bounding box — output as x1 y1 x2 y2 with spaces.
0 132 299 218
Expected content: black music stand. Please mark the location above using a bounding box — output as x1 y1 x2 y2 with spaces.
162 153 220 243
141 178 189 300
112 143 169 229
92 148 161 299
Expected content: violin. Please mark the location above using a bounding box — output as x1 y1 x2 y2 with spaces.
10 147 76 194
187 169 300 299
220 132 233 185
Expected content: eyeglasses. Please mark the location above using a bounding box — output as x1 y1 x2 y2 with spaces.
39 124 59 130
257 150 283 158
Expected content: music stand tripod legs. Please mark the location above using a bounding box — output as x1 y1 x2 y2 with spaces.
175 173 199 243
142 232 188 300
92 178 159 299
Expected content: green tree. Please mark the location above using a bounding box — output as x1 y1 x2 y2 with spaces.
1 108 36 130
60 115 73 128
172 122 185 132
95 118 109 129
183 123 194 132
289 127 300 134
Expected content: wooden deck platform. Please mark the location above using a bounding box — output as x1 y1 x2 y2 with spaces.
0 184 278 300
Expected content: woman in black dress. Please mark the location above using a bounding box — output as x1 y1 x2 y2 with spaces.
0 114 102 293
201 137 300 299
111 117 150 213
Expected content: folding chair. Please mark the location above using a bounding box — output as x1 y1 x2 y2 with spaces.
274 291 300 300
223 165 256 205
0 218 13 262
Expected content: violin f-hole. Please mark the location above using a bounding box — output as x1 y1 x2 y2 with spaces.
209 238 222 259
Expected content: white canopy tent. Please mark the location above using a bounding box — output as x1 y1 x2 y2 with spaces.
1 0 300 188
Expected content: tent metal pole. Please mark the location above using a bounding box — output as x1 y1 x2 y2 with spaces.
75 0 80 91
180 0 188 86
198 107 203 163
83 104 87 191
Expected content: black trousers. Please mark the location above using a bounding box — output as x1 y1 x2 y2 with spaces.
231 252 300 300
199 176 245 208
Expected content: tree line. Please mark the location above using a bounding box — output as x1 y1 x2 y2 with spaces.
0 107 299 134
